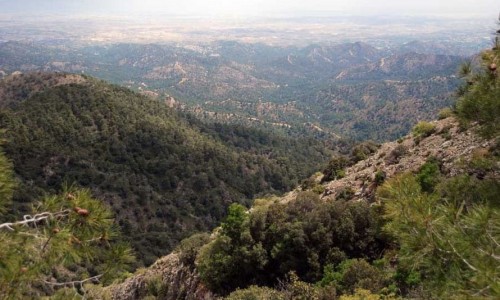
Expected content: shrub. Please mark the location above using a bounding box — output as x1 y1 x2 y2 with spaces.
378 173 500 298
385 145 407 165
280 272 321 300
320 259 384 295
175 233 211 268
350 141 379 163
336 187 355 201
301 177 316 191
412 121 436 140
416 158 441 193
456 42 500 138
312 184 326 195
225 285 284 300
374 170 386 186
437 107 453 120
145 274 167 298
321 155 350 183
340 288 398 300
468 148 496 177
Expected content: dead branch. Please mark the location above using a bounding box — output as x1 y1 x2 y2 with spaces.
0 210 70 231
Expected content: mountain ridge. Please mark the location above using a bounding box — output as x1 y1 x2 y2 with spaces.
0 72 333 265
0 40 464 140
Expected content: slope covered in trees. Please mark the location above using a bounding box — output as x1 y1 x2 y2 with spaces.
100 25 500 299
0 72 332 265
0 40 463 141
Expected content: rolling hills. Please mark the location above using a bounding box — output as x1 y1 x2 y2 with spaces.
0 72 332 265
0 40 464 140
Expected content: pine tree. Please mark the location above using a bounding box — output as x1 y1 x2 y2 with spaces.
0 148 134 299
377 173 499 298
456 17 500 137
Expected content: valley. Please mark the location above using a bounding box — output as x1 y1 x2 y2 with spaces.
0 39 465 140
0 5 498 299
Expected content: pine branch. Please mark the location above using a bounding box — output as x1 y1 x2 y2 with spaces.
447 240 478 272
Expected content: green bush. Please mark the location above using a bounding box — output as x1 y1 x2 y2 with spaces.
437 107 454 120
322 155 350 183
456 43 500 138
350 141 379 163
412 121 436 140
175 233 211 268
312 184 326 195
336 187 355 201
319 259 384 295
225 286 284 300
416 158 441 193
377 173 500 298
374 171 386 186
197 193 385 295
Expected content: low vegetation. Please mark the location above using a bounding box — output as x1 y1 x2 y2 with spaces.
411 121 436 141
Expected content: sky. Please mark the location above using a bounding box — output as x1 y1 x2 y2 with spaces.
0 0 498 18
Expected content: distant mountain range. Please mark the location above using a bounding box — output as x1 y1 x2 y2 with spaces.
0 40 465 140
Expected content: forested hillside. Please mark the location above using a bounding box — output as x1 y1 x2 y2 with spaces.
97 27 500 300
0 40 463 140
0 72 332 265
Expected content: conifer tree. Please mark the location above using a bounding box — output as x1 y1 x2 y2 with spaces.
456 17 500 137
0 148 134 299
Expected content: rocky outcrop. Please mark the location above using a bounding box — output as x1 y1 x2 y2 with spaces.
320 117 496 201
106 253 214 300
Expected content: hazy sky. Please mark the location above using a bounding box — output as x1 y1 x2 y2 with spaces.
0 0 498 18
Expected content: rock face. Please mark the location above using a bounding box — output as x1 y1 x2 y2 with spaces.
281 116 496 204
319 117 496 202
106 253 213 300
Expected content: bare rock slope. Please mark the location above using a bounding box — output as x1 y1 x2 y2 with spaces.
105 253 213 300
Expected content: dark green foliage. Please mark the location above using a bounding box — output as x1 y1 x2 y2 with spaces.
335 187 355 201
378 172 500 298
0 144 14 215
350 141 379 163
197 204 268 294
221 203 249 242
416 158 441 192
0 73 331 265
374 171 386 186
197 192 386 295
321 155 350 183
320 259 384 295
456 29 500 138
175 233 211 268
